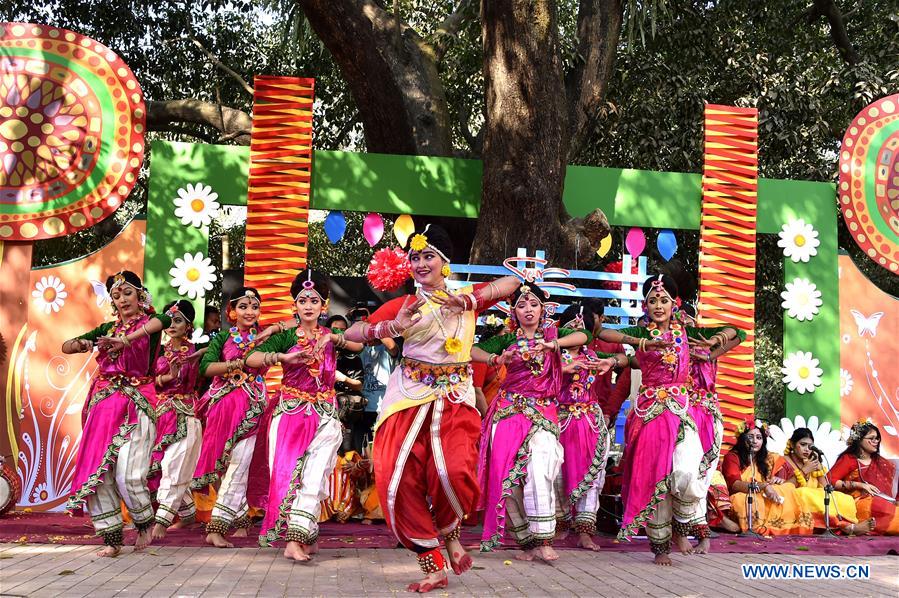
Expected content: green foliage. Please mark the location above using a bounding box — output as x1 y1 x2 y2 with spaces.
308 212 397 276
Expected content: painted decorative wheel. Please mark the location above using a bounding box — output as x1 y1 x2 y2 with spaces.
0 23 145 240
838 94 899 273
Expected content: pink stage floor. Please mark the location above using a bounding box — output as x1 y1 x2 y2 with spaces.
1 511 896 555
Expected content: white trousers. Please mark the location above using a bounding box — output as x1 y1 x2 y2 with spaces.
154 416 203 526
210 435 256 527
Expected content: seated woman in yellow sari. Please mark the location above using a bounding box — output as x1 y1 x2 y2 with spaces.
830 420 899 535
723 420 862 536
778 427 868 535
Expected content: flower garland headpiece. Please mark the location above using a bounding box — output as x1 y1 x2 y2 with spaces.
848 418 874 443
736 417 769 437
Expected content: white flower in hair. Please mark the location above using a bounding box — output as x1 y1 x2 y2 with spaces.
32 275 67 314
777 219 820 263
169 252 217 300
190 328 210 345
767 415 843 465
173 183 220 228
781 351 823 394
780 278 822 321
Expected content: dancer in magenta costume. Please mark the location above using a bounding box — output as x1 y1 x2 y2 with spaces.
681 303 742 550
553 304 615 551
63 270 172 556
596 274 744 565
472 282 612 562
148 300 203 540
246 269 363 561
191 287 272 548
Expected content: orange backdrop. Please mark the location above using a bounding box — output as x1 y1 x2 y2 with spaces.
838 254 899 459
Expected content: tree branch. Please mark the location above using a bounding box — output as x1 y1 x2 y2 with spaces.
150 124 217 144
429 0 477 62
146 99 253 145
564 0 624 161
806 0 859 65
189 36 255 96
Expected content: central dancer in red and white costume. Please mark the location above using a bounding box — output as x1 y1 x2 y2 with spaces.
346 224 519 593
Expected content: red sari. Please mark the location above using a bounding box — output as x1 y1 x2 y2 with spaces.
830 453 899 535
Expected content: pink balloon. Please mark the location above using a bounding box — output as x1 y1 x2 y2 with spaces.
625 227 646 257
363 213 384 247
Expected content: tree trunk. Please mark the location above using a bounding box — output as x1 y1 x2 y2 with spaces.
473 0 571 265
299 0 453 156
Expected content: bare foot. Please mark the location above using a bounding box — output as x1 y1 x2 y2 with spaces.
231 527 248 537
445 537 472 575
308 541 320 555
673 533 694 555
719 515 740 533
134 528 152 552
205 532 234 548
515 548 535 561
695 537 711 555
576 532 600 551
283 541 310 561
170 517 199 530
654 553 672 566
151 523 168 541
534 545 559 562
842 518 875 536
407 571 448 593
96 545 121 557
361 519 373 525
554 527 569 542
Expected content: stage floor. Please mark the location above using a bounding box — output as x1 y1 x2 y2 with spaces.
1 542 897 597
1 511 897 556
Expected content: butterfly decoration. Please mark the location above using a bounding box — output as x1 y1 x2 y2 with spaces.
89 280 111 308
850 310 884 337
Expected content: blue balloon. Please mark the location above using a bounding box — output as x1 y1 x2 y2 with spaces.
324 211 347 244
657 229 678 261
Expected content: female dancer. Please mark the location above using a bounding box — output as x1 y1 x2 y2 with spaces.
552 304 613 551
681 303 741 550
830 420 899 534
149 300 203 539
778 427 863 534
246 270 363 561
345 224 519 593
64 270 171 556
596 274 744 565
192 287 271 548
472 287 611 561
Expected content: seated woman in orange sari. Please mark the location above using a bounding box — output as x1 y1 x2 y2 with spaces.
723 420 860 536
830 420 899 535
777 427 865 535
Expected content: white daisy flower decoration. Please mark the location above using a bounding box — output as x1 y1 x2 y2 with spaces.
777 219 820 263
839 368 853 397
780 278 822 321
32 275 68 314
31 481 50 503
767 415 844 465
190 328 210 345
173 183 220 228
782 351 823 394
169 252 217 299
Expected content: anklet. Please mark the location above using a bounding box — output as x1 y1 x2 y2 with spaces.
417 548 446 574
205 518 229 536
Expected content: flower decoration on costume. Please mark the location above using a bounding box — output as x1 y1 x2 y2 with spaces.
839 368 853 397
173 183 220 228
32 275 67 314
485 314 503 327
444 337 463 354
781 351 823 394
367 247 412 291
780 278 822 321
777 219 820 263
768 415 844 465
169 252 217 299
409 234 428 252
